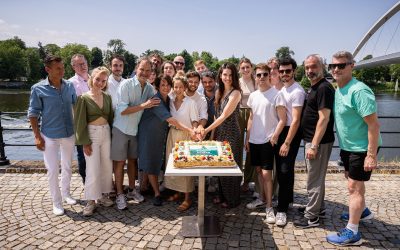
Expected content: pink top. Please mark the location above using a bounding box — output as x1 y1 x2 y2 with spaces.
69 73 89 96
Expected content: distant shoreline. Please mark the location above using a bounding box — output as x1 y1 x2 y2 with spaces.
0 81 31 89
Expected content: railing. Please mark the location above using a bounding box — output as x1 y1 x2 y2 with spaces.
1 111 400 166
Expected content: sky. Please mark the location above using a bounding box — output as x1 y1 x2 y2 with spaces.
1 0 400 64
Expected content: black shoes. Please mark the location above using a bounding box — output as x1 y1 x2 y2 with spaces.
298 206 326 218
294 216 320 229
153 196 163 206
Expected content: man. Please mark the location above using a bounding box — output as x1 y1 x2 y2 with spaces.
194 60 208 93
326 51 381 246
173 55 185 71
28 55 77 216
69 54 90 184
107 54 125 110
150 52 163 70
245 63 287 225
201 71 217 129
275 57 306 226
185 71 208 130
294 54 335 228
111 57 161 210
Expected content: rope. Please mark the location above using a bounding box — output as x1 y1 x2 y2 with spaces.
385 14 400 54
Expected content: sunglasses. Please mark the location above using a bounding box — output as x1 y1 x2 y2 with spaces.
328 62 352 70
174 61 185 65
256 72 269 78
278 69 293 74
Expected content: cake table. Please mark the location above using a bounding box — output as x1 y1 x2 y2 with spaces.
165 153 243 237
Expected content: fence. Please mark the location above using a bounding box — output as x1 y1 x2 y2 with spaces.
1 111 400 166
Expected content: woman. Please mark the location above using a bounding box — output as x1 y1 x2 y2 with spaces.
267 57 284 90
202 62 242 208
238 57 257 193
137 75 195 206
161 61 177 78
75 66 114 216
164 75 199 211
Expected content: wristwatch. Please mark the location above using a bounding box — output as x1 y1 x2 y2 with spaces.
310 144 319 150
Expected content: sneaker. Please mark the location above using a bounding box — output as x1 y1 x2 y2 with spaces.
246 198 265 209
97 194 114 207
340 207 373 221
116 194 127 210
53 204 64 216
63 196 77 205
83 201 96 216
153 196 163 206
275 212 287 227
265 207 276 224
298 206 326 218
126 188 145 203
294 216 319 228
326 228 362 246
252 192 260 199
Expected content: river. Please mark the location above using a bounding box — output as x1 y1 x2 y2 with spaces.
1 89 400 161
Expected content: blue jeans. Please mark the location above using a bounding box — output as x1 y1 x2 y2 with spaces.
76 145 86 183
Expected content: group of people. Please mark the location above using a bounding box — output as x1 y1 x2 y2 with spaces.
28 50 381 246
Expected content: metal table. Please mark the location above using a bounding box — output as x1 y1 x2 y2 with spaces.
165 154 243 237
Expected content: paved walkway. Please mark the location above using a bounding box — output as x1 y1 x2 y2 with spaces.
0 173 399 249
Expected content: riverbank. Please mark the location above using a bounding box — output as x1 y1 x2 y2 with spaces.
2 160 400 174
0 81 31 89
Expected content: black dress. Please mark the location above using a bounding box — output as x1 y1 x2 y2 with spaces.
214 89 242 207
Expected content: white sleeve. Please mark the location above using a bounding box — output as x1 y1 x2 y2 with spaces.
247 92 254 108
199 96 208 120
275 91 287 107
292 89 306 107
189 100 199 123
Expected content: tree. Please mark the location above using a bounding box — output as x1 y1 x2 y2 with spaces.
91 47 103 68
43 43 61 56
390 64 400 81
25 48 42 82
140 49 164 58
275 46 295 59
0 43 27 80
59 43 92 78
179 50 193 72
1 36 26 50
123 51 138 78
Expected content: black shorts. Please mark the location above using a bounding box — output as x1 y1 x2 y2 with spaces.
340 149 372 181
249 142 274 170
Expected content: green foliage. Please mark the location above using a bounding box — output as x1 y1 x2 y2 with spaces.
179 50 193 72
300 76 311 90
59 43 92 78
43 43 61 56
390 64 400 80
1 36 26 50
0 42 27 80
141 49 164 58
91 47 103 68
123 51 138 78
164 53 177 62
25 48 42 82
275 46 295 59
295 64 305 82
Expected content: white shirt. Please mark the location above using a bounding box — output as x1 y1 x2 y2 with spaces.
197 81 204 94
69 73 89 96
170 96 199 128
247 88 286 144
187 91 208 121
281 82 306 126
107 74 125 110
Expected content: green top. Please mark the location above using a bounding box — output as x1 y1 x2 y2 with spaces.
74 92 114 145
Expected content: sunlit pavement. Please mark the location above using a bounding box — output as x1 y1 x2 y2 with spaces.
0 173 399 249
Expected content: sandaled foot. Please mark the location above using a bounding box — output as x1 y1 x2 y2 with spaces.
167 193 181 202
177 200 192 212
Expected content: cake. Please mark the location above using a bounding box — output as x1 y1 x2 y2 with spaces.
173 140 236 168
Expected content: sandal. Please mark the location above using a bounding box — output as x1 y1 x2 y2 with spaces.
213 196 221 204
177 200 192 212
167 193 181 202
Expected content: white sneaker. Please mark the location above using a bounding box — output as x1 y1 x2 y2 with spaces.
53 204 64 216
276 212 287 227
116 194 127 210
97 194 114 207
265 207 276 224
246 198 265 209
63 196 77 205
83 200 96 216
126 188 144 203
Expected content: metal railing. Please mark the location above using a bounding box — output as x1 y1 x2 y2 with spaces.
1 111 400 166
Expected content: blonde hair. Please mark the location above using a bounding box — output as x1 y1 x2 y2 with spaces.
194 60 205 67
88 66 110 90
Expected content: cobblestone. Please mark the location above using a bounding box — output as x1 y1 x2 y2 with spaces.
0 173 399 249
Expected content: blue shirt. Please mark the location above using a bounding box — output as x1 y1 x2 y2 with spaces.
113 76 155 136
28 78 77 139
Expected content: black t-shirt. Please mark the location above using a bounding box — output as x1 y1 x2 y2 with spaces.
301 78 335 143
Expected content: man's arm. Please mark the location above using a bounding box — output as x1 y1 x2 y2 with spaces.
363 113 380 171
29 117 45 151
120 97 160 115
279 106 302 156
306 108 331 159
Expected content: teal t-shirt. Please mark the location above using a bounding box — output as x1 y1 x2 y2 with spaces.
334 78 382 152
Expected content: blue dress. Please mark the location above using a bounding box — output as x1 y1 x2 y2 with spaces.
138 92 172 175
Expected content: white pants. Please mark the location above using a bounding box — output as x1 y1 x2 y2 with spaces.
84 125 113 200
42 134 75 206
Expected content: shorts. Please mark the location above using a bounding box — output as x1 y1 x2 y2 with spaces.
340 149 372 181
110 127 138 161
249 142 274 170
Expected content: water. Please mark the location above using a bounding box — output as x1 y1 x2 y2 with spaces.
1 90 400 161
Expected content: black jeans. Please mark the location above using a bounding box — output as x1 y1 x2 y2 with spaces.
76 145 86 183
275 126 302 213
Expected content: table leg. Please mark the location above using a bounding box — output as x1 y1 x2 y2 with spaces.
198 176 205 227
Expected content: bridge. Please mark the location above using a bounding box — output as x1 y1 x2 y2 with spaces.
353 1 400 69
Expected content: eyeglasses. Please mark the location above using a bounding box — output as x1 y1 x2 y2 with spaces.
278 69 293 74
256 72 269 78
174 61 185 65
328 62 352 70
